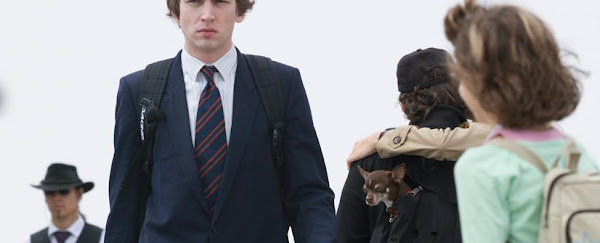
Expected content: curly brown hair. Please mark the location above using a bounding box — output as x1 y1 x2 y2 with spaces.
443 0 580 129
399 67 472 125
166 0 255 18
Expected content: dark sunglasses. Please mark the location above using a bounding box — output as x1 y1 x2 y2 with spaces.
44 189 71 196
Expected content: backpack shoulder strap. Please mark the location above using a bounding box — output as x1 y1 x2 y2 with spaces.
550 136 581 170
138 58 173 175
244 54 287 197
489 137 548 173
117 58 172 242
244 54 286 169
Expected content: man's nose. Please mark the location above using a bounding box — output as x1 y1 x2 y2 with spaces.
201 3 216 22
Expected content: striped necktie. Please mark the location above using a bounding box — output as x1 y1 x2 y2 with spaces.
194 65 227 214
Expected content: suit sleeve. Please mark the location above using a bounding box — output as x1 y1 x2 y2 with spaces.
108 77 140 205
282 68 336 243
376 122 491 161
105 76 143 242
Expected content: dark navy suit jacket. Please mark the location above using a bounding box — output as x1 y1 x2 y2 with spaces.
106 50 336 243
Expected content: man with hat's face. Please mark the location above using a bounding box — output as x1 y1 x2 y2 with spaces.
44 187 83 222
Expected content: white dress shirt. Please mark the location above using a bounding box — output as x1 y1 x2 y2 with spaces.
25 214 105 243
181 45 237 145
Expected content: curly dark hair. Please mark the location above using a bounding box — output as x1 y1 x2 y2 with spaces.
166 0 254 18
444 0 580 128
399 67 472 125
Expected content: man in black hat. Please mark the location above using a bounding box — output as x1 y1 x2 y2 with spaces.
28 163 104 243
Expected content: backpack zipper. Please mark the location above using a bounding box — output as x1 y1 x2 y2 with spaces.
544 171 575 228
565 209 600 243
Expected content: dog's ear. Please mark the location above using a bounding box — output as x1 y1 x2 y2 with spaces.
391 163 406 183
357 165 370 181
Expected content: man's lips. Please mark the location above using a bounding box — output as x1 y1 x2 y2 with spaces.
199 28 217 33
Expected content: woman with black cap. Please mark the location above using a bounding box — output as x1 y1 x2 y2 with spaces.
338 48 472 243
28 163 104 243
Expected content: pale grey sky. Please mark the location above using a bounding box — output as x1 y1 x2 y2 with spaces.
1 0 598 241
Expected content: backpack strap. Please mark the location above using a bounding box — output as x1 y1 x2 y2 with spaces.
489 136 582 173
118 58 172 241
244 54 287 200
138 58 173 178
550 136 580 171
489 137 548 173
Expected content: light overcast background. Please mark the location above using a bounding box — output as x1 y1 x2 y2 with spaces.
1 0 598 241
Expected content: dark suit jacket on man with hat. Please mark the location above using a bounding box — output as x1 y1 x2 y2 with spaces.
28 163 104 243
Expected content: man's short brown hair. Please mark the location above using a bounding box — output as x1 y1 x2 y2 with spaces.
444 0 580 128
166 0 255 18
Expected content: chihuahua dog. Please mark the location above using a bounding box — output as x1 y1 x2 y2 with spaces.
357 164 412 208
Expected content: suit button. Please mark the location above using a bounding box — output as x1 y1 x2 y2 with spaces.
211 226 216 233
393 136 402 144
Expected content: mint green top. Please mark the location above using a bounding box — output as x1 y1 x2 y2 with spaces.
454 139 599 243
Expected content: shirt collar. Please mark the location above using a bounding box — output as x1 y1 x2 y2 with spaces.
485 124 563 142
48 214 85 238
181 44 238 83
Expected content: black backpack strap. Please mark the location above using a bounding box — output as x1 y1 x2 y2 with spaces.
118 58 172 241
138 58 173 179
244 54 287 200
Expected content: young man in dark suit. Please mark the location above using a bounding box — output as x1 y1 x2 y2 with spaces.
105 0 336 242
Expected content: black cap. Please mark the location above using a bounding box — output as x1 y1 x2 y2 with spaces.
31 163 94 192
397 48 453 93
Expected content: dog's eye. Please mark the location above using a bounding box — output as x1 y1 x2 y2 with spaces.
362 187 367 193
375 188 386 193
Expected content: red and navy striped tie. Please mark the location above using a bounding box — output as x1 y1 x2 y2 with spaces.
195 65 227 213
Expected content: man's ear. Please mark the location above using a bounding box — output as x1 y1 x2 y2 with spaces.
171 11 180 25
357 166 370 181
391 163 406 183
76 188 84 201
236 12 245 23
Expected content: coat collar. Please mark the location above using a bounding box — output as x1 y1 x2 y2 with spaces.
414 104 467 129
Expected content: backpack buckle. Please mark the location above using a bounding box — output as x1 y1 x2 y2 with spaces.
139 98 153 141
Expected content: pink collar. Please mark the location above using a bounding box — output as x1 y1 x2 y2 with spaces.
485 124 563 142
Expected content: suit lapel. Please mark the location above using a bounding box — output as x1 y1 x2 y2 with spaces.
161 51 210 213
213 51 259 221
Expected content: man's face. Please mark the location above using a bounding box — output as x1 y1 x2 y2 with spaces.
174 0 245 59
44 187 82 219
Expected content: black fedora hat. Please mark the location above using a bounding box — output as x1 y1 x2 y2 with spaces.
31 163 94 192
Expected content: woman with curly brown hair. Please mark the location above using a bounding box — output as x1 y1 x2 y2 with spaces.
444 0 599 242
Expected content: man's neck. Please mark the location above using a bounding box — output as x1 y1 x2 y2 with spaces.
52 213 78 230
185 42 233 64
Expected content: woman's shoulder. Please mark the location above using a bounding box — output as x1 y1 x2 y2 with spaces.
455 143 523 177
457 138 599 175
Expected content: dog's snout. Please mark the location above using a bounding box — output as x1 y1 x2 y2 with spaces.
365 194 377 206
